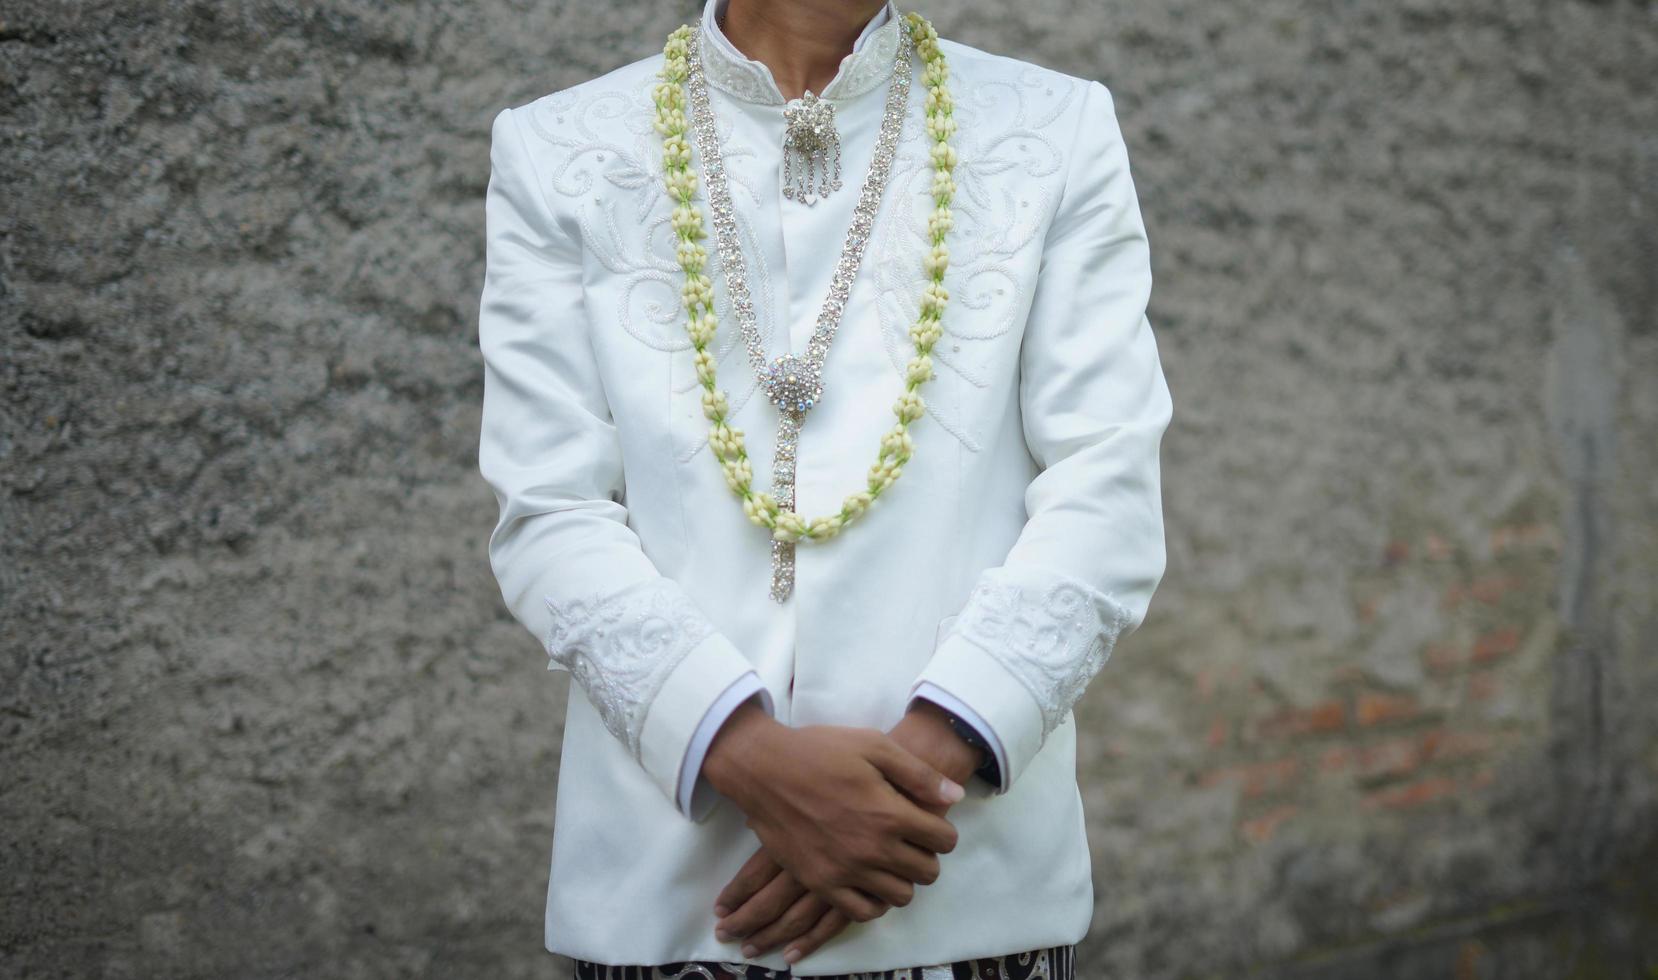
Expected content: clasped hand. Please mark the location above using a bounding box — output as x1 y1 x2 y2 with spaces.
700 699 983 965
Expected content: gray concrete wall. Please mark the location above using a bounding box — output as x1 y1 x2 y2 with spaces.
2 1 1654 977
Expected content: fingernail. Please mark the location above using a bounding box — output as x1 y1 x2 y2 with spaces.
715 928 731 941
714 904 729 917
742 944 758 957
940 777 965 802
784 947 802 964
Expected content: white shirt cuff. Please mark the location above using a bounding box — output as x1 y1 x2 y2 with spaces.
910 680 1009 793
677 670 771 821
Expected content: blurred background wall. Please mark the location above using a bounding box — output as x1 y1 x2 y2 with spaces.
2 0 1654 977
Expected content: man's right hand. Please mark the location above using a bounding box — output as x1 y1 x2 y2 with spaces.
703 700 964 923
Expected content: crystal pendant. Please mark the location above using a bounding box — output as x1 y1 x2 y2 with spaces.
759 353 825 415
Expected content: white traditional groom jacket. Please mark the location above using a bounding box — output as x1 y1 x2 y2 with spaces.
477 0 1172 973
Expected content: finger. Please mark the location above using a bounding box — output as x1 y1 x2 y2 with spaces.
715 847 782 918
783 906 853 966
896 804 959 855
867 733 964 806
720 869 806 942
881 838 941 886
854 866 916 909
741 890 831 955
825 885 888 924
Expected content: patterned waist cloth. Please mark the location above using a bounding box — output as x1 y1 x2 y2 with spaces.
574 944 1074 980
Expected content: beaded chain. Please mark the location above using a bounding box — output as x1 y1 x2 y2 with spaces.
651 12 957 594
683 19 917 601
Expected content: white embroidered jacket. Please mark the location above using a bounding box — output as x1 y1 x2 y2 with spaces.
477 0 1172 972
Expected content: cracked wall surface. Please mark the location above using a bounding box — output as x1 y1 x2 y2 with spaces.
2 1 1655 977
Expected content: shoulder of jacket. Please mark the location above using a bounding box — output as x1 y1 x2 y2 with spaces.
940 37 1107 89
507 49 666 118
934 36 1107 121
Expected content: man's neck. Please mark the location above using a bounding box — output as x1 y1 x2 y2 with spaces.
720 0 887 102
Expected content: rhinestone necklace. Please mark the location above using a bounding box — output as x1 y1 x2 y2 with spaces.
688 23 909 600
653 13 958 603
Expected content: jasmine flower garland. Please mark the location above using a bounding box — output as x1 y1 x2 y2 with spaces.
651 12 956 551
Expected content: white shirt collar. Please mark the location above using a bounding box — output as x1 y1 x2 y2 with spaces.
697 0 904 106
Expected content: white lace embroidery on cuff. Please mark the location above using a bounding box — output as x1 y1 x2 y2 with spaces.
544 578 717 762
944 567 1135 740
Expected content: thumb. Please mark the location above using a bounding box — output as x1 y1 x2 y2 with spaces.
868 734 965 806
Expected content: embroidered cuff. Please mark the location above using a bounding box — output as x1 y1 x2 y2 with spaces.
545 577 758 809
912 566 1132 790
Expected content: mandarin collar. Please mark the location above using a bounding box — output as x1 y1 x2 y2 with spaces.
697 0 905 106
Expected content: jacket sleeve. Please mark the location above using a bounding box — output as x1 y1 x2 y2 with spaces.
905 79 1172 794
478 105 769 818
678 672 771 821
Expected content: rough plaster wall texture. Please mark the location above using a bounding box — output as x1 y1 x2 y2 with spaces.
1 0 1654 978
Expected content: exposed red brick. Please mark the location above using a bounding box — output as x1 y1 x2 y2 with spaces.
1194 668 1216 702
1356 693 1420 727
1368 887 1418 912
1487 526 1520 556
1468 575 1518 604
1424 533 1454 561
1455 939 1488 980
1471 627 1521 663
1467 670 1500 701
1330 664 1365 685
1423 642 1462 674
1446 575 1521 609
1384 539 1411 564
1489 523 1560 556
1466 768 1496 789
1351 727 1501 776
1357 737 1427 780
1198 757 1301 799
1255 701 1347 739
1362 775 1459 809
1319 745 1354 773
1240 804 1298 844
1431 730 1498 762
1206 717 1230 748
1357 597 1378 623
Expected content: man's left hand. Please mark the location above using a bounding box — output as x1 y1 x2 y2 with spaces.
711 700 984 965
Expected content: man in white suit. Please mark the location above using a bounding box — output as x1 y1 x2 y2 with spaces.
476 0 1171 975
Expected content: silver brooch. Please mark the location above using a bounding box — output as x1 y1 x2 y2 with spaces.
781 89 843 206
